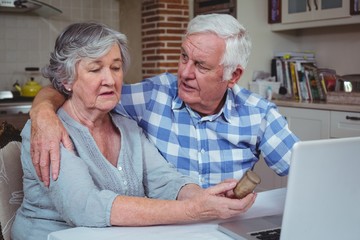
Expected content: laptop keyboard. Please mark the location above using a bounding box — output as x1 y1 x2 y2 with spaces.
249 228 281 240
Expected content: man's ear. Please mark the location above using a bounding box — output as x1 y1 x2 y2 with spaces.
227 66 243 88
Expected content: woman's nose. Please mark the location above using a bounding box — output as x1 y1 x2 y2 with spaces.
102 69 116 85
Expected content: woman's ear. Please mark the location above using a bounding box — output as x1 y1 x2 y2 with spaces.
227 66 243 88
63 82 72 92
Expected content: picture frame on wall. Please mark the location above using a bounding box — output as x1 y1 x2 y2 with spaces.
268 0 281 24
350 0 360 15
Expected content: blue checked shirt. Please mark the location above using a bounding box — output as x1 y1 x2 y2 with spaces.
114 73 299 188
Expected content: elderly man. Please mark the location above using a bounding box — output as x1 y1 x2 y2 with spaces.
30 14 299 188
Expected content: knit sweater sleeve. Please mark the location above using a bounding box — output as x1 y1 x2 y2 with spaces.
49 146 118 227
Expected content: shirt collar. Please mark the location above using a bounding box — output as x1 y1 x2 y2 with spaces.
172 94 185 110
171 88 233 123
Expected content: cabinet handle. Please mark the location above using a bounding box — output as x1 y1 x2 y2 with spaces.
346 116 360 121
313 0 318 10
307 0 311 11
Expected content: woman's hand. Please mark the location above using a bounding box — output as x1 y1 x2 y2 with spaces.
184 182 257 221
111 182 257 226
217 178 239 198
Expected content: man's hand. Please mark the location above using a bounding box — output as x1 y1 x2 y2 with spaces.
29 86 70 187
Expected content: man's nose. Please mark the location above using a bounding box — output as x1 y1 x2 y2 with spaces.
181 62 195 79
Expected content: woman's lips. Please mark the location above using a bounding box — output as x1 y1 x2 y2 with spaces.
99 91 115 97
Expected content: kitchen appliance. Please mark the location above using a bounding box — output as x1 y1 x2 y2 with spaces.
0 0 61 17
12 67 43 97
13 78 42 97
0 91 13 100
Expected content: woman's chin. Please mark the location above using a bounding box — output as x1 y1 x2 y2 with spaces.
97 100 118 112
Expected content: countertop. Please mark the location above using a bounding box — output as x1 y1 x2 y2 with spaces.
272 99 360 112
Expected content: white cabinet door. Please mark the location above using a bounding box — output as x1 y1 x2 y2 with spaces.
282 0 350 24
330 111 360 138
255 155 289 191
278 107 330 140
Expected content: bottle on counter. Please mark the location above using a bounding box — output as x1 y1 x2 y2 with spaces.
266 86 273 100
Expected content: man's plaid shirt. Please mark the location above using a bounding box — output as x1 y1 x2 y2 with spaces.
114 73 299 188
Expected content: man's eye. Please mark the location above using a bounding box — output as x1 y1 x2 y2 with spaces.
196 63 209 72
197 64 205 69
89 68 100 72
181 53 188 62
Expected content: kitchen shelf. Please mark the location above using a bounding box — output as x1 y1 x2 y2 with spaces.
271 14 360 31
268 0 360 31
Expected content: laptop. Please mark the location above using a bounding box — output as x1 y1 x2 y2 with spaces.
218 137 360 240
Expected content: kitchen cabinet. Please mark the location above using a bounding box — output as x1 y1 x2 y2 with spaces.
278 107 330 140
330 110 360 138
270 0 360 31
256 103 360 191
282 0 350 24
278 106 360 139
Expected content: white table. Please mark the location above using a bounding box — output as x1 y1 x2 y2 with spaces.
48 188 286 240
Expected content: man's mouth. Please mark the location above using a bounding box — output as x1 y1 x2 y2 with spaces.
180 81 196 91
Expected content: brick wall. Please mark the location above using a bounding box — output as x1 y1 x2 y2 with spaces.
141 0 189 78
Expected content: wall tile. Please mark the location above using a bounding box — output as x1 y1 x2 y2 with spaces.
0 0 119 90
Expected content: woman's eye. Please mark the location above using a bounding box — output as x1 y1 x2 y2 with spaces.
89 68 100 72
112 66 121 71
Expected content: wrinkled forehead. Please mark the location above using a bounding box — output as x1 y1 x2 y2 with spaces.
182 33 225 63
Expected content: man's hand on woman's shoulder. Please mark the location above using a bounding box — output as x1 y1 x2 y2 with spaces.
29 86 72 187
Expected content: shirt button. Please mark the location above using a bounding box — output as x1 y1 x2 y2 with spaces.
123 181 127 185
118 166 122 171
200 149 205 154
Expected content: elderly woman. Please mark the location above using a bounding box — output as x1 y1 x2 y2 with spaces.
11 22 256 240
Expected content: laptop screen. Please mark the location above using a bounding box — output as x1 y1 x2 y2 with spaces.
218 137 360 240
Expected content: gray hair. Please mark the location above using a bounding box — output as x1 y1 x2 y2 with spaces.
42 22 130 97
186 14 252 80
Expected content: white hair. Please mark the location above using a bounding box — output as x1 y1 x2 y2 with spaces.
186 14 252 80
